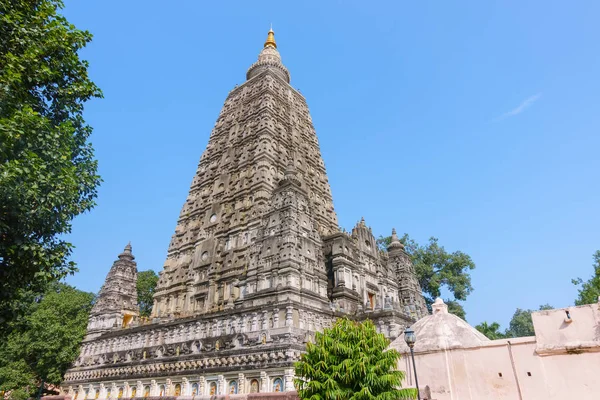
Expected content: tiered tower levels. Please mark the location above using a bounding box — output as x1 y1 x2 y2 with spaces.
62 29 428 399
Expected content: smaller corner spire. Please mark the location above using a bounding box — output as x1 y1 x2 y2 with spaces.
388 228 405 251
119 241 135 260
264 25 277 49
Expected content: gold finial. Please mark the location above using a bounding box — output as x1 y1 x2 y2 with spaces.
264 25 277 49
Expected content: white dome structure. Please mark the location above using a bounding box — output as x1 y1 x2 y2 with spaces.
389 298 489 354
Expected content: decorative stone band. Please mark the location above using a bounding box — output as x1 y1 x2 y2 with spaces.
63 349 303 384
73 308 333 361
246 60 291 83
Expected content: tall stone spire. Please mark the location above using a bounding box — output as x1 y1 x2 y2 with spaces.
63 29 429 394
386 228 428 318
85 243 139 339
152 28 338 318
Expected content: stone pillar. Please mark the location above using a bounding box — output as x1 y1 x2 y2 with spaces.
208 279 216 308
238 373 246 394
136 382 143 399
251 312 258 331
194 321 201 339
273 308 280 328
110 383 117 399
296 310 304 329
240 314 247 333
258 274 265 291
260 371 268 393
238 282 246 299
285 306 293 327
198 377 206 396
284 368 295 392
262 310 269 330
182 378 189 396
98 384 107 399
218 375 225 395
150 381 157 397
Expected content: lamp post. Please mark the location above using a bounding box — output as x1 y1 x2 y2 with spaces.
404 327 420 400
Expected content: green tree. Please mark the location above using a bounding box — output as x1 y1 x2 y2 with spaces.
377 234 475 320
294 318 417 400
137 270 159 317
475 321 506 340
572 250 600 306
0 0 102 333
505 304 553 338
0 283 94 399
445 300 467 320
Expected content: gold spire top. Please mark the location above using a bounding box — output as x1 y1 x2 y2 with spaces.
264 26 277 49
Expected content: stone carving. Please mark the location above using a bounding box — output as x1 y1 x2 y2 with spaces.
85 243 139 340
62 28 428 397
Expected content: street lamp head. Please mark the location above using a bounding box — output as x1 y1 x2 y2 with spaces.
404 326 416 348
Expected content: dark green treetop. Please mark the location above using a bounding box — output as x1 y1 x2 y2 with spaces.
0 0 102 333
0 283 94 399
572 250 600 306
377 234 475 320
137 270 159 317
294 318 417 400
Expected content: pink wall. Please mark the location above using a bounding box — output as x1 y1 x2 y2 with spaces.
397 303 600 400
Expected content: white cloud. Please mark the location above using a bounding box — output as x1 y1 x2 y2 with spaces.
495 93 542 121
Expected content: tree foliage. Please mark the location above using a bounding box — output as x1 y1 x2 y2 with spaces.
0 283 94 399
445 299 467 320
572 250 600 306
0 0 102 332
377 234 475 320
137 270 159 317
475 321 506 340
476 304 554 340
506 304 553 338
294 318 416 400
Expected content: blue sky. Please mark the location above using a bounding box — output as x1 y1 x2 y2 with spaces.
62 1 600 328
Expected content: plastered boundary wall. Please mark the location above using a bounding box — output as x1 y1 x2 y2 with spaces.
398 303 600 400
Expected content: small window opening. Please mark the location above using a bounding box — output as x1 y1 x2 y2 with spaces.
527 372 532 377
368 293 375 310
498 372 503 378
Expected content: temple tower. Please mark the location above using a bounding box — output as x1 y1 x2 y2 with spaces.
85 243 139 340
151 28 338 319
62 29 428 398
387 229 429 318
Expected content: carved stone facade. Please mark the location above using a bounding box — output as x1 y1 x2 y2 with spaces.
86 243 139 341
62 29 428 398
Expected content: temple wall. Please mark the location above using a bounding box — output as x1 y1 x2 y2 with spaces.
397 303 600 400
